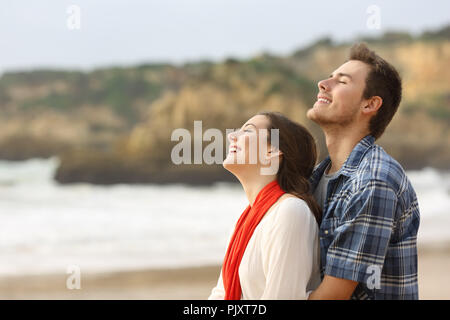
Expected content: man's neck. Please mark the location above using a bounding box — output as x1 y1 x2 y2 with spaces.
323 127 369 175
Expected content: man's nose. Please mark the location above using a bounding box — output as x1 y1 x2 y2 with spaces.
318 78 331 92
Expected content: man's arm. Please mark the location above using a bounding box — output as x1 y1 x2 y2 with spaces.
309 180 398 300
308 275 358 300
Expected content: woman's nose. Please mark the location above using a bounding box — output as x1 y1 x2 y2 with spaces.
228 130 238 143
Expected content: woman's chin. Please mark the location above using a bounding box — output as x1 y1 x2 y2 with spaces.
223 157 258 181
222 157 236 172
223 155 244 175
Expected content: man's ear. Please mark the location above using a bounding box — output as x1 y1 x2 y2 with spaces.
363 96 383 115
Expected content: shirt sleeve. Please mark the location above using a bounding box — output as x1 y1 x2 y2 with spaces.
208 222 237 300
260 198 319 300
208 268 225 300
324 179 397 283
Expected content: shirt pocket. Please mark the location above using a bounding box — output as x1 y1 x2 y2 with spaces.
319 216 340 247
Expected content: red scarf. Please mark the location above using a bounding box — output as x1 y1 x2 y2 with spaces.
222 180 285 300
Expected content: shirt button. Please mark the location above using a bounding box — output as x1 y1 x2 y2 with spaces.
324 230 329 235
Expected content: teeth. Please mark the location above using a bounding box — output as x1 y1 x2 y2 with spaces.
318 98 331 104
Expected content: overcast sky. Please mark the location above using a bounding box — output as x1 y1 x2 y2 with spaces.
0 0 448 74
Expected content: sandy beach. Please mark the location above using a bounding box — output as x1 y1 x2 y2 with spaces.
0 264 221 300
1 247 449 300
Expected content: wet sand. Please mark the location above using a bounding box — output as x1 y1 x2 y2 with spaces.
1 249 449 300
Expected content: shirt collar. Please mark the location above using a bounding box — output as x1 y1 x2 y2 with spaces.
310 134 375 189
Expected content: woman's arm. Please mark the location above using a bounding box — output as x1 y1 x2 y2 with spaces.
260 198 319 300
208 268 225 300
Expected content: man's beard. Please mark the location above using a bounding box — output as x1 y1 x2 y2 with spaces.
307 106 357 128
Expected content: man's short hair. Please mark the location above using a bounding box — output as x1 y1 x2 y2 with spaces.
349 43 402 139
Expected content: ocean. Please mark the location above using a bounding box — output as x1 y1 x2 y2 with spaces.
0 157 449 276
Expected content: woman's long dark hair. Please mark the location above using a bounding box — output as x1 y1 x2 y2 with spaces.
259 111 322 224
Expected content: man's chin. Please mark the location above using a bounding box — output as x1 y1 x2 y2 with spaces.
306 107 320 122
306 107 333 126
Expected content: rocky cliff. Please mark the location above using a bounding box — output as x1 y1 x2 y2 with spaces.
0 26 448 184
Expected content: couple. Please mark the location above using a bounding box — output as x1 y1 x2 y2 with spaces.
208 43 420 300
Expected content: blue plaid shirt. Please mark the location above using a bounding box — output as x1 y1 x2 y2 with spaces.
310 135 420 299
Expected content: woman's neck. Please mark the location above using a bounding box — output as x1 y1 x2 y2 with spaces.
238 174 277 206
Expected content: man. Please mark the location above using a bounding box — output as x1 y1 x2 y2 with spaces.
307 43 420 300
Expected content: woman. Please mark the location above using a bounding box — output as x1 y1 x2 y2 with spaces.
208 111 322 300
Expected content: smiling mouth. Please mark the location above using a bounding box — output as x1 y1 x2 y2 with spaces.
229 145 239 153
317 97 332 104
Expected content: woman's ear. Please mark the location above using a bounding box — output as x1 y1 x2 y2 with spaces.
267 149 282 159
260 148 282 175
